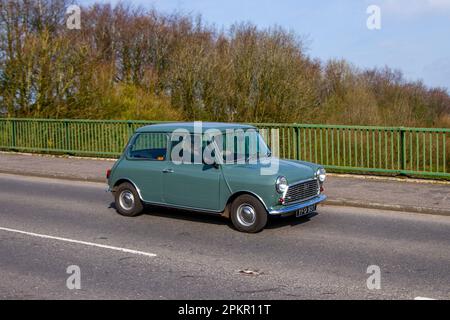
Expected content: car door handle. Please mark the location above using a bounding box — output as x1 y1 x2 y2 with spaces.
163 169 174 174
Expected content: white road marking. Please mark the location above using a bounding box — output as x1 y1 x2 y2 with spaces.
414 297 436 300
0 226 157 257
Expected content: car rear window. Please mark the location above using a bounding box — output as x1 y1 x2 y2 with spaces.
128 133 167 161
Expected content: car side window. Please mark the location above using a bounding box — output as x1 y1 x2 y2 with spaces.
128 133 167 161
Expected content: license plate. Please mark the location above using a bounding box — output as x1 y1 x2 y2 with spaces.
296 205 316 218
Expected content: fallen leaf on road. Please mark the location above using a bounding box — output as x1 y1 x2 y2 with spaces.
238 269 262 276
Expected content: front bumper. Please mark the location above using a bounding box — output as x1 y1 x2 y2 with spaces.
268 194 327 215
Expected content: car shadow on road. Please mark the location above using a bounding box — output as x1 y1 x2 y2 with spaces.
266 212 318 230
109 202 229 225
109 202 317 232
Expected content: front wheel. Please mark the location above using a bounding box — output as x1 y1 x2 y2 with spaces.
114 182 144 217
230 195 268 233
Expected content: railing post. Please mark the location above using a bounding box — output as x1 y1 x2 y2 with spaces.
400 127 406 173
295 126 300 160
270 128 280 158
64 120 70 152
127 121 134 138
11 119 16 149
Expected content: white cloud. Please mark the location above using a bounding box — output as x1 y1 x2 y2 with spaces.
378 0 450 17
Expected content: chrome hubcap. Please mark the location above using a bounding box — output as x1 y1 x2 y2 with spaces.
236 204 257 227
119 190 135 210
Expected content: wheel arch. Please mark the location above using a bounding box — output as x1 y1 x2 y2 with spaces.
112 178 144 201
222 191 269 219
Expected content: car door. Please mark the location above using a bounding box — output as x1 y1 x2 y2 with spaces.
162 134 221 212
124 132 168 203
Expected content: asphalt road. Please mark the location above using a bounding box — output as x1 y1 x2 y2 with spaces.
0 173 449 300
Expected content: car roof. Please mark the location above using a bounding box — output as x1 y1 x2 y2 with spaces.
135 122 257 133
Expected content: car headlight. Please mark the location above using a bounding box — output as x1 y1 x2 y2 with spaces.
316 168 326 183
276 176 288 194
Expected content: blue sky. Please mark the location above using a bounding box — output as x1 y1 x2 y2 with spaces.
80 0 450 91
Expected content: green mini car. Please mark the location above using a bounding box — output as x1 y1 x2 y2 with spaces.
107 122 327 233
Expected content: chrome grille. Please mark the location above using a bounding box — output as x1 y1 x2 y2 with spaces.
285 179 320 204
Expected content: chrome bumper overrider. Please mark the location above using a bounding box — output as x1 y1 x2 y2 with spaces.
268 194 327 215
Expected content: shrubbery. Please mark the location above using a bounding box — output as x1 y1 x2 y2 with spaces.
0 0 449 127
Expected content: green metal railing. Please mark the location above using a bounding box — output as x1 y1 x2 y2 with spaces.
0 118 449 179
0 118 151 157
258 124 449 179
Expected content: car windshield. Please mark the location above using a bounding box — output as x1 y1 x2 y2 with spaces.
220 131 272 164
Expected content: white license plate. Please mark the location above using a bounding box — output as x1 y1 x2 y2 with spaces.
296 205 316 218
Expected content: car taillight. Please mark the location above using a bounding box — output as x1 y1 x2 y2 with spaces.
106 169 111 179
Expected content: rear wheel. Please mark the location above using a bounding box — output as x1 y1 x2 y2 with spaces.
230 195 268 233
114 182 144 217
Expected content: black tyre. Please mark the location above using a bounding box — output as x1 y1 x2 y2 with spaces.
230 194 268 233
114 182 144 217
